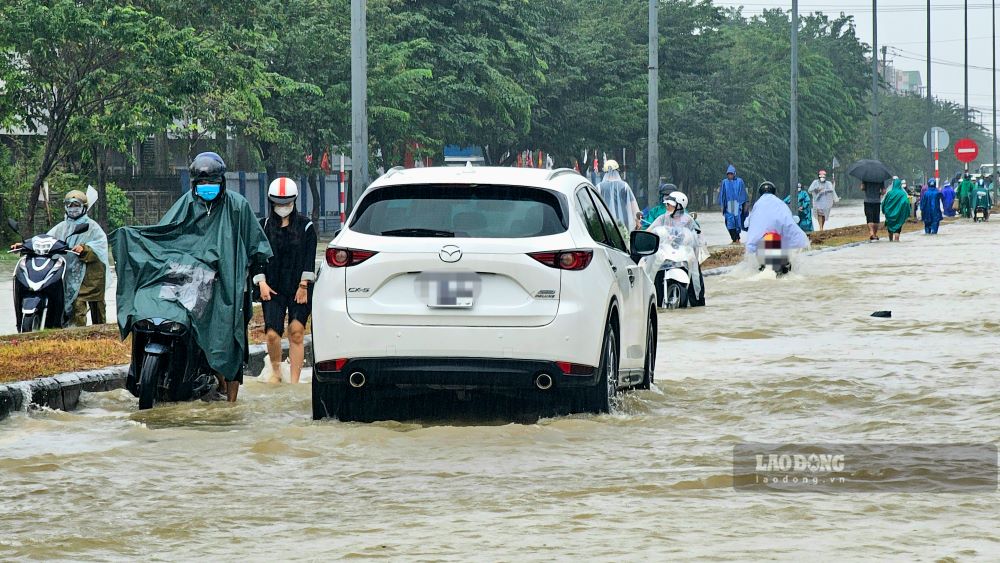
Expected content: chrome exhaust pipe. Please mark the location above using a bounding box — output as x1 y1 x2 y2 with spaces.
534 373 553 390
348 372 366 388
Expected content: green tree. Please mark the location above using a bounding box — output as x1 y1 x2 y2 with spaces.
0 0 206 231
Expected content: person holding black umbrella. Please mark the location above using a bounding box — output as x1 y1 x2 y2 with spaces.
848 159 894 242
861 180 886 241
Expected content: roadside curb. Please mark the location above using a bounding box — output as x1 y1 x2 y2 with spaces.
0 365 129 420
0 335 312 421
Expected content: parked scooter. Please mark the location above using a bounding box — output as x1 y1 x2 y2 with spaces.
127 316 218 409
7 218 88 332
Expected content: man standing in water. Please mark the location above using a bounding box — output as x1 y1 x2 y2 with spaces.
718 165 748 243
861 180 885 241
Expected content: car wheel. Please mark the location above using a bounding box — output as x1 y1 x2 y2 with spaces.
637 313 656 390
581 323 618 414
311 380 345 420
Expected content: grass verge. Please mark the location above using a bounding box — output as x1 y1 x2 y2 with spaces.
0 306 289 383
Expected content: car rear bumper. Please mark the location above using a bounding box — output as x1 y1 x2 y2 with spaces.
314 357 596 389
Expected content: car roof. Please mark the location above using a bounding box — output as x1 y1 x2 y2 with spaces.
365 166 590 194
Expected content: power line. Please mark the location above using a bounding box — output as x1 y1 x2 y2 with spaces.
890 47 1000 72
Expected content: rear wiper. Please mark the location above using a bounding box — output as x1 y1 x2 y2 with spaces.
381 228 455 237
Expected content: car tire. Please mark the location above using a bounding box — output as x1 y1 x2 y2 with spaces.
581 322 618 414
312 380 345 420
637 313 656 390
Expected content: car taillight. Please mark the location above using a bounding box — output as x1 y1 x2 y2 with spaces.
528 249 593 271
326 247 377 267
763 232 782 250
556 362 596 376
316 358 349 371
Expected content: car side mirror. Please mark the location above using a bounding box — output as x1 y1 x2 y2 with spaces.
630 230 659 263
71 222 91 235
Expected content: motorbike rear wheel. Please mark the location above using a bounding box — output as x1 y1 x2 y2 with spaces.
138 354 162 410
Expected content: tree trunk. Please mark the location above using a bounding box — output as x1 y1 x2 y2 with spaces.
309 172 321 224
96 146 110 226
261 141 277 182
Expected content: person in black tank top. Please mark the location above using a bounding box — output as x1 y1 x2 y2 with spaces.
253 178 318 383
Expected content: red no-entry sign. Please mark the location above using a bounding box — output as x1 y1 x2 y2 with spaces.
954 138 979 163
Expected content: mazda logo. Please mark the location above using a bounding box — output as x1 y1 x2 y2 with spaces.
439 245 462 263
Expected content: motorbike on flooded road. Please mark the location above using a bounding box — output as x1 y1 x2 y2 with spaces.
756 231 792 276
7 218 89 332
644 224 700 310
127 316 219 410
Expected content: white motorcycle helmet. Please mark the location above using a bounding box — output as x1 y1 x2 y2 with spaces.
668 191 688 212
267 177 298 217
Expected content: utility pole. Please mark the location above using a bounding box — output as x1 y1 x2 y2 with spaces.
872 0 880 160
350 0 369 212
790 0 799 210
927 0 934 180
648 0 659 209
964 0 969 132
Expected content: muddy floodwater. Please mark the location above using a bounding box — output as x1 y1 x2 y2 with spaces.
1 220 998 560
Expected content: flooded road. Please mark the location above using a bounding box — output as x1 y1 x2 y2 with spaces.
1 220 998 560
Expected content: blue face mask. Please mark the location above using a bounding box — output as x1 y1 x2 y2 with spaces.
196 183 221 201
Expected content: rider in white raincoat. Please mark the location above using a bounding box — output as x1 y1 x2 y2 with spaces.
744 182 810 270
644 192 706 306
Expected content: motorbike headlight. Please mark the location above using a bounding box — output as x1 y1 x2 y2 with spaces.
135 319 155 332
159 321 187 335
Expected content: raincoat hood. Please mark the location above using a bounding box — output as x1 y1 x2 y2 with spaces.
726 165 737 175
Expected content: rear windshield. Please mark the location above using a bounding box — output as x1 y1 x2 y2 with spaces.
350 184 568 238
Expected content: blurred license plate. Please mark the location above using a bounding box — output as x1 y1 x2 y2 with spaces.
415 272 481 308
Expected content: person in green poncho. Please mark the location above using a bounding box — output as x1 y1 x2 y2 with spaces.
784 183 814 232
957 173 974 218
882 177 911 241
112 153 273 403
643 183 675 226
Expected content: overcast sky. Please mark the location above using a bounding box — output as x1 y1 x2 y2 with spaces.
712 1 999 128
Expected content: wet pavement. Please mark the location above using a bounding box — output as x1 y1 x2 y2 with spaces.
1 218 997 560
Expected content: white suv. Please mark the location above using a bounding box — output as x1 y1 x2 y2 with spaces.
311 166 660 421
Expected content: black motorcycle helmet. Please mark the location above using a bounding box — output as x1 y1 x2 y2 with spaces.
758 181 777 197
658 182 677 198
189 152 227 192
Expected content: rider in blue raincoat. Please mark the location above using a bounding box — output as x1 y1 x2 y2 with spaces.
718 165 748 243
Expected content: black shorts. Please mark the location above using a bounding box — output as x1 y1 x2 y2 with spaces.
864 202 881 224
262 292 311 336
